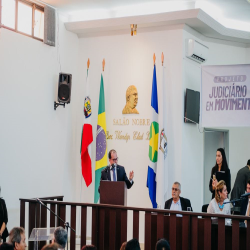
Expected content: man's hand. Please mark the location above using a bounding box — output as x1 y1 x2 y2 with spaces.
129 171 134 181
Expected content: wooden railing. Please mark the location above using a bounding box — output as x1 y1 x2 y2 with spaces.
19 197 250 250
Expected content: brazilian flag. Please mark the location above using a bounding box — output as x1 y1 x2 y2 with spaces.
94 74 108 203
147 64 159 208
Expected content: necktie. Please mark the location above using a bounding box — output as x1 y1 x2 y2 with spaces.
112 167 116 181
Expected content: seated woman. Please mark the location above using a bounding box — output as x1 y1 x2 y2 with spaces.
207 180 231 225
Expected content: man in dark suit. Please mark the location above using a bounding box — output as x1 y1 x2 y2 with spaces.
231 160 250 208
100 149 134 189
164 182 192 212
240 179 250 216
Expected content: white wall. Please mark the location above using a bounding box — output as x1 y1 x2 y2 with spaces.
182 26 250 211
75 25 249 240
0 15 79 231
76 26 184 241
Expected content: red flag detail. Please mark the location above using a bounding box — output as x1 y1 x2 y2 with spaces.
81 124 93 187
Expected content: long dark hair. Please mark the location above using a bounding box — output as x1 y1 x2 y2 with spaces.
214 148 229 171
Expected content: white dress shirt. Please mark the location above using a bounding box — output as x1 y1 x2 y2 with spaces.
170 199 182 217
245 198 250 216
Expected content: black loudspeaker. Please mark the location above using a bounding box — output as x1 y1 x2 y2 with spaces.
58 73 72 103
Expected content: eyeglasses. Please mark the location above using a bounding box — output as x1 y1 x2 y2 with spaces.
111 157 118 161
172 188 179 192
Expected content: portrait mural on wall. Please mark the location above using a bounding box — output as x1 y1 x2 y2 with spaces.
122 85 139 114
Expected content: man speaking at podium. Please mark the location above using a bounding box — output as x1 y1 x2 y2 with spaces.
100 149 134 189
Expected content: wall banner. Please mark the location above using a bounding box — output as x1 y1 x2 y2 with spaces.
201 64 250 127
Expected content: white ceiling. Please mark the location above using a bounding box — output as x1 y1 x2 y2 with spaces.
40 0 250 32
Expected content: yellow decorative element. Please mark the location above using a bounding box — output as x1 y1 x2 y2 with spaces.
149 123 159 159
153 53 156 65
102 59 105 72
130 24 137 36
87 58 90 69
134 24 137 36
122 85 139 114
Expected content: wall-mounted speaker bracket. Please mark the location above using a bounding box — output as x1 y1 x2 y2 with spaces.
54 101 65 110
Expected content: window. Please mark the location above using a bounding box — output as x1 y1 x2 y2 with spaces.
0 0 44 41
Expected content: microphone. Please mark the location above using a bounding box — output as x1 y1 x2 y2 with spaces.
36 198 45 206
111 164 116 169
241 193 250 198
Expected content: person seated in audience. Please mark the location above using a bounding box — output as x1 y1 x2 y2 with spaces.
155 238 170 250
240 178 250 225
120 242 127 250
81 245 97 250
207 180 231 225
164 182 193 214
125 238 141 250
53 227 67 250
0 243 14 250
41 243 60 250
8 227 27 250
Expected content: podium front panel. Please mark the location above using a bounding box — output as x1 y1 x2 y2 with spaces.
100 181 127 206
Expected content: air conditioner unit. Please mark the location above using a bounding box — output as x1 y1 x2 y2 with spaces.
185 39 209 63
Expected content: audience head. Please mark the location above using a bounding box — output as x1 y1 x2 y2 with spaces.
247 159 250 166
53 227 67 249
215 148 228 171
41 243 60 250
155 238 170 250
171 182 181 201
125 238 140 250
215 180 227 203
8 227 27 250
81 245 97 250
120 242 127 250
0 243 14 250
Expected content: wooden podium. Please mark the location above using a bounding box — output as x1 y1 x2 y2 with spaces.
100 181 127 206
99 181 128 249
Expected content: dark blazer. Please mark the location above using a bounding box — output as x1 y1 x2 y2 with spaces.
240 198 249 216
231 166 250 202
100 165 133 189
164 197 193 211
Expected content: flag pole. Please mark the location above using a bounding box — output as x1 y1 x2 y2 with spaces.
80 58 91 203
161 52 164 66
153 53 156 65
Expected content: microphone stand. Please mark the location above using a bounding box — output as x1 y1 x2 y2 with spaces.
35 198 75 250
223 196 248 205
223 196 248 216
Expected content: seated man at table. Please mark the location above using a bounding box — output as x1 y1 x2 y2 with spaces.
164 182 193 214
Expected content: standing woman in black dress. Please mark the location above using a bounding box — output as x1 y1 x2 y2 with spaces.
0 196 9 243
209 148 231 199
